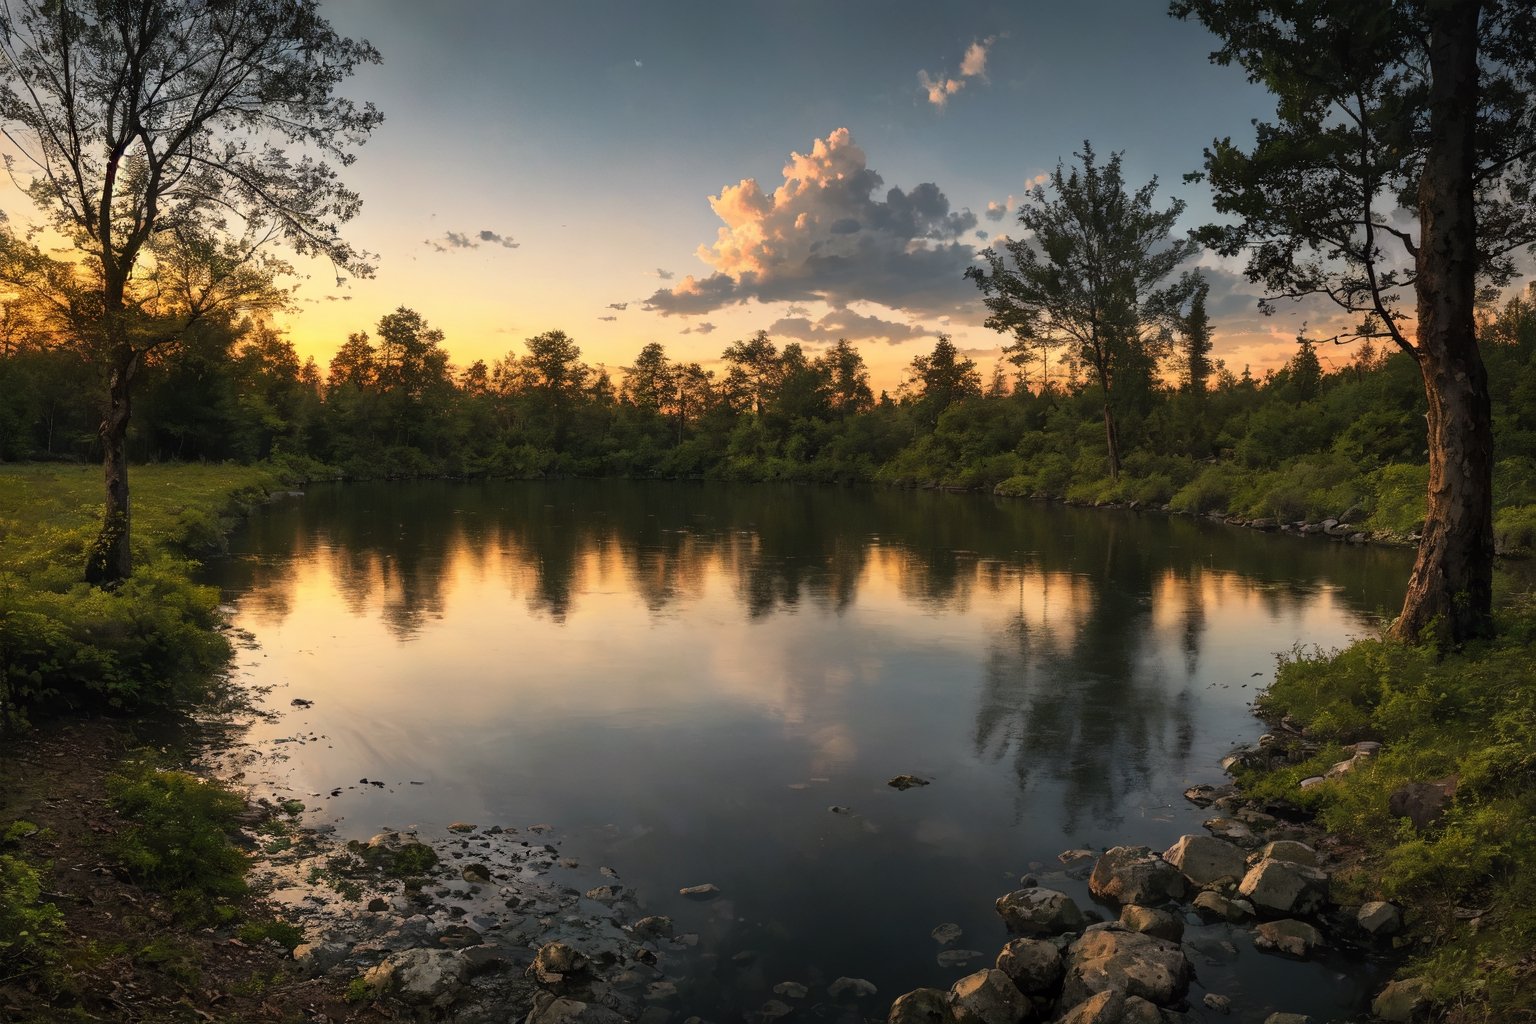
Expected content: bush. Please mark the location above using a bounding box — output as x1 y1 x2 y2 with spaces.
107 763 250 924
0 850 63 973
1494 504 1536 556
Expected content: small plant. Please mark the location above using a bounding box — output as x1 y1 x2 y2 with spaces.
237 919 304 952
0 850 64 972
107 761 250 924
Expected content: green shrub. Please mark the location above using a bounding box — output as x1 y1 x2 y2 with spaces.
0 851 63 972
1494 504 1536 556
107 763 250 924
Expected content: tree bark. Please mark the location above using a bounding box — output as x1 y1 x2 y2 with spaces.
1102 402 1122 480
1392 0 1494 644
85 341 136 587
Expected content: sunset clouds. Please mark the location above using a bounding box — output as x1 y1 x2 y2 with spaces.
425 229 520 253
643 129 979 320
918 36 996 108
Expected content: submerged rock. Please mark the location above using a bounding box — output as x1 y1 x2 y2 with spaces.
678 883 720 899
888 774 931 790
1254 919 1326 958
932 922 964 945
829 977 879 1000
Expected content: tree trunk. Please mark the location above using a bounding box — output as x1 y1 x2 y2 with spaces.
85 344 136 587
1102 402 1122 480
1392 1 1493 644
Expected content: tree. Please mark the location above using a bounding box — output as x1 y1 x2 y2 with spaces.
1171 0 1536 643
0 0 381 584
967 144 1198 478
904 334 981 430
1180 273 1214 395
720 330 781 415
815 339 874 417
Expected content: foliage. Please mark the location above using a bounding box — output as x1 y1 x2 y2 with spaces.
1241 600 1536 1013
0 820 64 975
106 763 250 925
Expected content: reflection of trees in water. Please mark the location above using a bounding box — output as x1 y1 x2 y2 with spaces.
208 482 1409 651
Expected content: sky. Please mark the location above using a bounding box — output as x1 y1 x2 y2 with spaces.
7 1 1379 392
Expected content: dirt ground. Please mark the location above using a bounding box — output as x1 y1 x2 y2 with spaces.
0 718 397 1024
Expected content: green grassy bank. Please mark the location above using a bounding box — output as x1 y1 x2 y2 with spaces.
0 462 280 727
1235 597 1536 1022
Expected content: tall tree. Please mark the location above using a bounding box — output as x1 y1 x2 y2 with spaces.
815 339 874 417
967 144 1198 478
1171 0 1536 643
904 334 981 430
1179 272 1214 395
720 330 781 416
0 0 381 584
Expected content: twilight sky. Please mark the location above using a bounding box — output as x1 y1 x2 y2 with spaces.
10 1 1373 390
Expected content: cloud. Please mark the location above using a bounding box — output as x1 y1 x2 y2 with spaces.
424 228 520 252
642 128 979 318
919 36 996 108
598 315 618 322
681 322 717 335
984 201 1009 222
769 309 929 345
653 268 674 280
607 302 628 311
975 229 989 241
983 178 1048 223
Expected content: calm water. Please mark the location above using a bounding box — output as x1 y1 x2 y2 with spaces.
203 480 1413 1021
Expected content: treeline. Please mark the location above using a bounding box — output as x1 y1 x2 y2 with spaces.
4 290 1536 545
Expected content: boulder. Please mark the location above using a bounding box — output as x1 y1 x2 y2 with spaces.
995 887 1085 936
525 994 629 1024
1238 858 1329 916
530 942 590 987
1163 834 1247 886
633 915 674 940
947 969 1031 1024
1357 900 1403 937
1253 919 1326 958
1061 929 1192 1008
1088 846 1186 907
1256 840 1317 867
1389 780 1456 832
1060 990 1159 1024
994 938 1063 996
1203 817 1257 845
1203 993 1232 1013
1372 978 1431 1022
1192 890 1252 922
1118 905 1183 942
888 988 951 1024
291 940 350 976
366 949 468 1009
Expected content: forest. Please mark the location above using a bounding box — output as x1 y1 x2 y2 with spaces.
4 286 1536 556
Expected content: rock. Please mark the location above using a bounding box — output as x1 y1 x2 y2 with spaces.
1372 978 1431 1022
462 945 508 974
1203 992 1232 1013
759 999 793 1020
1058 989 1161 1024
994 938 1062 996
1192 891 1252 922
938 950 985 968
462 863 492 884
995 887 1085 936
526 994 629 1024
889 774 931 790
1203 816 1257 845
947 969 1030 1024
1263 1015 1313 1024
447 822 477 833
829 977 878 1000
634 915 674 940
1256 840 1317 867
530 941 589 986
291 940 349 976
932 922 964 945
1163 834 1247 886
369 949 468 1009
434 924 484 948
584 885 623 903
1118 904 1183 942
1357 900 1403 936
1238 858 1329 916
1061 929 1192 1008
1389 780 1457 831
1299 776 1326 790
1088 846 1186 907
1325 755 1366 778
678 883 720 899
1254 919 1326 957
645 980 678 1001
888 988 952 1024
1351 740 1382 757
774 982 808 999
1183 784 1224 807
1057 848 1095 865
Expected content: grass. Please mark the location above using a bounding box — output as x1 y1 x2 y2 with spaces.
1238 595 1536 1020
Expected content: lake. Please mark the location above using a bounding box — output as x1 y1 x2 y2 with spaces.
202 480 1413 1022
